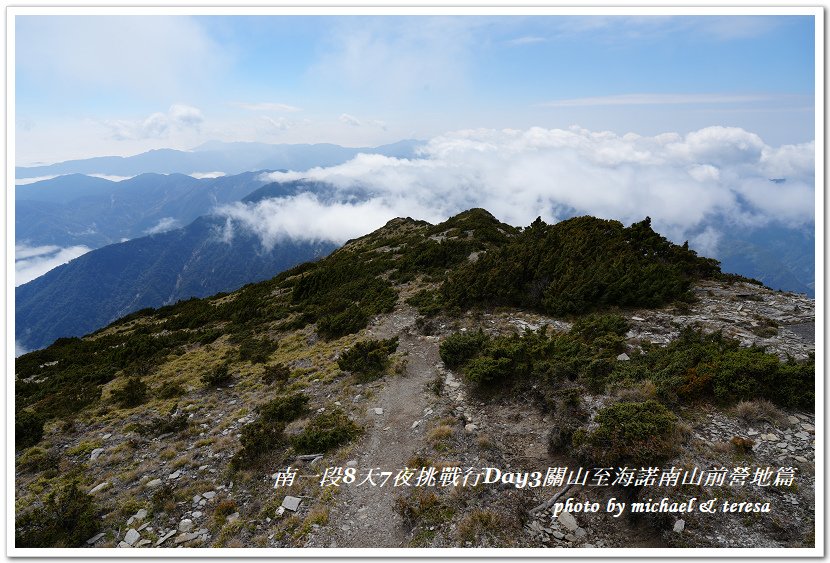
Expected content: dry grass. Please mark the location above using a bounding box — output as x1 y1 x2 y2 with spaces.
733 399 786 425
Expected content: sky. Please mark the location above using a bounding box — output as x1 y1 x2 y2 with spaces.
14 13 816 165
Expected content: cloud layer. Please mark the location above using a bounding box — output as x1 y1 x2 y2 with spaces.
214 125 813 256
16 244 92 286
106 105 204 141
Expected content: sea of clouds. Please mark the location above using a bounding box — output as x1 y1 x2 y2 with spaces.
215 125 814 256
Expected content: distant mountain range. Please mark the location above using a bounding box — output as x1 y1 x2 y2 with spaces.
16 172 270 249
16 209 337 351
16 140 423 179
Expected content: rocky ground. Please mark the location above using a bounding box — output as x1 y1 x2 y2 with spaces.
15 280 816 551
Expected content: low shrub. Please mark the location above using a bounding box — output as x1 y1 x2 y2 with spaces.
111 377 147 408
156 380 184 400
572 400 680 466
15 410 44 450
439 330 488 369
262 363 291 385
258 393 309 423
337 338 399 382
202 363 233 388
230 420 287 470
15 480 99 547
291 410 360 454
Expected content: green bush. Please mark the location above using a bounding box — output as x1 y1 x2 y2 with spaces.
291 410 360 454
230 420 287 470
463 356 513 386
572 400 679 466
111 376 147 408
155 380 184 400
338 338 399 381
258 393 309 423
262 363 291 385
202 363 233 388
439 331 488 369
18 446 58 474
16 410 44 450
15 480 99 547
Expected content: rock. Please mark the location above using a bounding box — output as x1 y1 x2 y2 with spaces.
86 532 106 545
575 527 587 539
282 495 302 512
552 531 565 540
88 482 109 494
192 511 203 518
565 533 576 542
346 460 358 468
174 532 200 545
374 408 384 415
179 519 194 532
146 479 162 488
583 543 596 548
795 456 808 463
202 491 216 499
117 541 131 548
155 530 177 546
123 528 140 546
227 512 240 522
193 494 202 504
557 510 579 532
616 353 630 361
801 423 815 431
777 442 788 449
631 316 645 321
788 415 799 424
746 429 759 436
168 470 181 480
136 539 152 547
464 423 478 433
90 448 105 461
102 433 112 439
411 420 420 429
673 519 685 533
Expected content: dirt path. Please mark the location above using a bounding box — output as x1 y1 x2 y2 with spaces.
314 306 441 548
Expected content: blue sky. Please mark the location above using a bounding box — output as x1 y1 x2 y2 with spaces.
15 13 816 165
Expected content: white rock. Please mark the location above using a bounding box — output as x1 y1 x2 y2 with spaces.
155 530 177 546
123 528 140 545
616 353 630 361
411 420 421 429
86 532 106 545
346 460 358 467
673 519 685 533
374 408 384 415
90 448 105 461
88 482 109 494
178 519 194 532
464 423 478 433
557 510 579 532
282 495 302 512
145 478 163 488
202 491 216 499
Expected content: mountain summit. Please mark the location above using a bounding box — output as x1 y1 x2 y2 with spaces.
15 209 815 549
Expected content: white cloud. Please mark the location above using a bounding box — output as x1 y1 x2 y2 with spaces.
339 113 386 130
15 175 60 185
144 217 179 235
262 116 294 132
214 126 813 256
15 244 92 286
105 105 204 141
505 36 547 45
190 171 226 179
16 16 227 102
540 93 771 108
88 173 133 182
234 102 302 113
15 340 29 358
339 113 363 127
